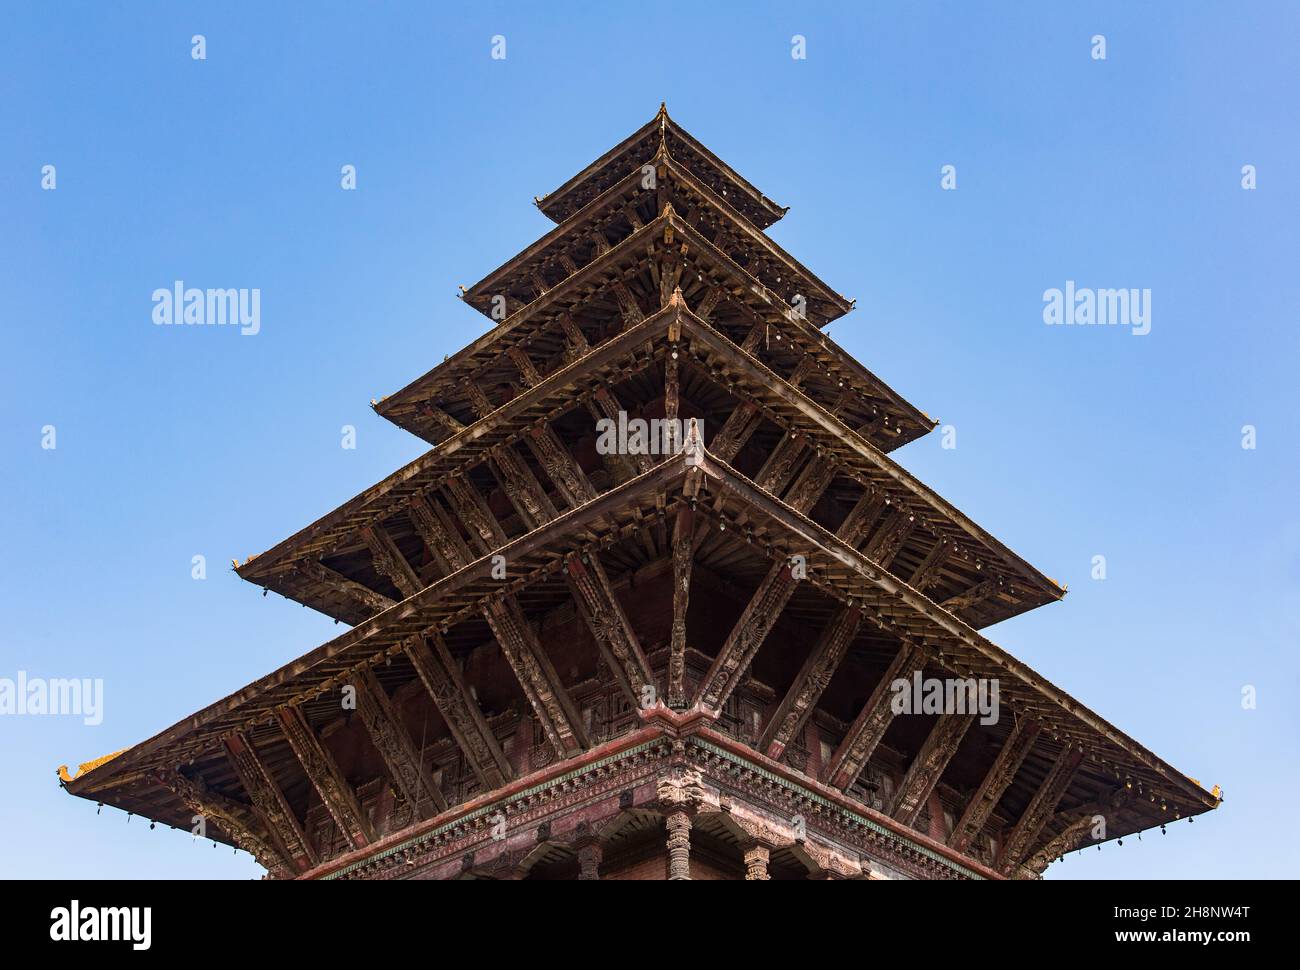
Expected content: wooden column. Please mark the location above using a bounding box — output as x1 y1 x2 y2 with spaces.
667 506 694 709
658 770 706 881
666 812 692 880
743 843 771 881
576 839 603 880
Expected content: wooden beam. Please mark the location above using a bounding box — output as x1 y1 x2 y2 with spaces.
405 635 512 789
224 731 317 871
588 386 653 475
996 746 1084 875
890 711 977 827
783 455 835 514
823 640 927 791
908 539 953 594
291 558 395 617
507 346 542 388
836 488 886 549
462 380 495 419
489 444 558 531
442 475 508 556
564 553 655 705
759 606 863 760
707 401 761 464
753 432 807 495
862 508 915 570
355 667 447 818
949 718 1041 853
276 704 377 850
483 597 588 757
694 562 799 712
941 578 1001 618
525 423 598 508
362 525 421 599
408 491 473 573
415 402 464 435
611 281 645 328
157 769 290 874
1018 813 1096 878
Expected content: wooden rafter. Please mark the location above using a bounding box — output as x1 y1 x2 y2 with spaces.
276 704 376 850
891 711 977 827
694 562 799 712
823 640 928 791
949 718 1041 853
224 731 317 870
405 635 512 790
996 746 1084 874
564 552 655 705
354 667 447 818
758 606 863 760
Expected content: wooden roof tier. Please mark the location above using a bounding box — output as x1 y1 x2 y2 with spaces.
375 207 929 448
238 299 1061 630
464 150 849 328
534 103 788 229
63 430 1218 877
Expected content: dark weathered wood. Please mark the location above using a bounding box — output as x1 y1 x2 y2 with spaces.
996 746 1083 874
158 769 289 874
362 525 421 598
890 711 976 827
490 444 558 530
525 423 598 507
483 597 588 757
408 491 473 573
949 718 1041 853
695 562 799 712
224 732 317 870
355 667 447 817
276 704 376 849
824 640 927 791
908 539 953 593
565 553 655 705
405 635 512 789
759 606 863 760
292 558 395 616
668 506 694 709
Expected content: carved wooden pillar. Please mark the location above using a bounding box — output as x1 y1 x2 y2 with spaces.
658 768 706 881
668 506 694 709
743 843 771 881
576 839 603 880
666 812 692 880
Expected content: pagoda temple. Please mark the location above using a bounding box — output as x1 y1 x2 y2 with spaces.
59 106 1219 880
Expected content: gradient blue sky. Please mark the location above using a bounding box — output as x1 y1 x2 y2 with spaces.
3 1 1296 879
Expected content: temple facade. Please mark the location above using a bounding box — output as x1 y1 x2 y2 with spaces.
59 106 1219 880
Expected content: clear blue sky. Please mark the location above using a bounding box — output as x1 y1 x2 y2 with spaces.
2 1 1296 879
